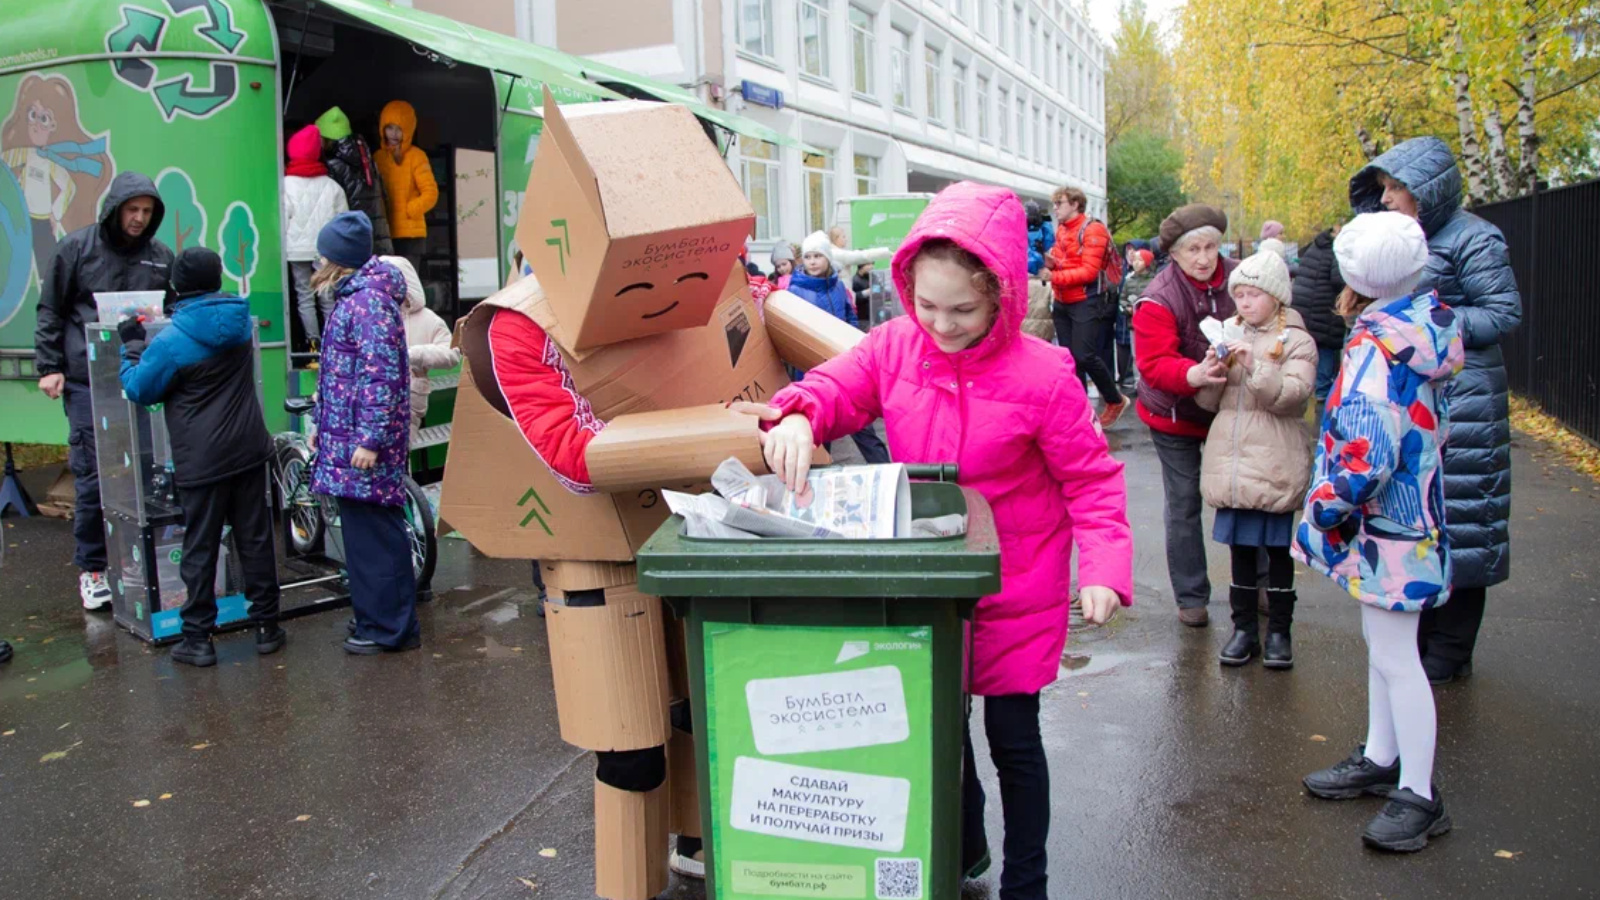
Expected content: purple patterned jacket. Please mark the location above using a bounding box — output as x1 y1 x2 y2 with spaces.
311 257 410 506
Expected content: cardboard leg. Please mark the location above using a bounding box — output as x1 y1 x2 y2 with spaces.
544 584 672 751
668 726 702 839
594 779 669 900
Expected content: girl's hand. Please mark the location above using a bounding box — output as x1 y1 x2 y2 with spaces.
1186 349 1228 388
728 403 816 494
1078 586 1121 625
351 447 377 470
1226 341 1252 369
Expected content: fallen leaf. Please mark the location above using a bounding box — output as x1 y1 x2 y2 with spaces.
517 877 538 891
1309 734 1328 742
1494 849 1519 859
432 653 443 659
26 677 35 683
159 793 173 800
538 848 557 859
1077 691 1089 697
294 815 312 822
513 647 524 653
57 722 70 730
132 799 151 808
41 636 54 644
2 730 15 737
39 740 83 763
190 742 212 751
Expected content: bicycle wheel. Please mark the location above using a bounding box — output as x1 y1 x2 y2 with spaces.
276 443 324 556
402 477 438 592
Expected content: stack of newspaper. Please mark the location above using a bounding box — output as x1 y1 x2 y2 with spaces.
665 458 915 540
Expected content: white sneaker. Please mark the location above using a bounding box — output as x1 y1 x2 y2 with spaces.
669 849 705 880
80 571 112 611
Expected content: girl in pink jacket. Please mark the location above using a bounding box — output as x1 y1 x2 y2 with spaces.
746 182 1132 898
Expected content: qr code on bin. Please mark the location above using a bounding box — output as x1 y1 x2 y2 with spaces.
875 857 923 899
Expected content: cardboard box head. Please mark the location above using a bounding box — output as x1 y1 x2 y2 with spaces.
518 87 757 353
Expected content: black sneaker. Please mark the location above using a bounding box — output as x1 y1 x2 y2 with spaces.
256 624 286 656
171 637 217 668
963 849 992 881
1362 787 1451 852
0 639 12 664
1424 655 1471 685
346 616 358 637
343 633 421 655
1263 632 1294 669
1219 629 1259 666
1303 745 1400 799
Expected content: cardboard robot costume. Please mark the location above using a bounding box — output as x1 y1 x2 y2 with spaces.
441 90 861 899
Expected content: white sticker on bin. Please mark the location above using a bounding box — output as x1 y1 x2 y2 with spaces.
730 757 910 852
745 665 909 755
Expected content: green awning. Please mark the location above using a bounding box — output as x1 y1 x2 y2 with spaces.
315 0 623 102
316 0 808 152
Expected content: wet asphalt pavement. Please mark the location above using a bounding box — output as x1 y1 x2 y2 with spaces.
2 421 1598 899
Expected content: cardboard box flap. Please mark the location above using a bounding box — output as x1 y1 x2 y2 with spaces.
532 86 603 220
764 289 868 372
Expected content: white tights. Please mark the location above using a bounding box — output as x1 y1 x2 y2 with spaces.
1360 605 1437 799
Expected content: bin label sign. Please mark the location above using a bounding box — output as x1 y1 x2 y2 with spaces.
745 666 909 755
706 623 931 899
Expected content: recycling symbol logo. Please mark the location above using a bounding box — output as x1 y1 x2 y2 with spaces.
105 1 248 122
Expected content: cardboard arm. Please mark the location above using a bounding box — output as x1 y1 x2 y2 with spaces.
584 404 768 493
763 290 866 372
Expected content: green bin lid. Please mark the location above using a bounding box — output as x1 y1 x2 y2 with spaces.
636 482 1001 599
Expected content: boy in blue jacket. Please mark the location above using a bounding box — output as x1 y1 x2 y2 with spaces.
119 248 283 667
787 231 890 463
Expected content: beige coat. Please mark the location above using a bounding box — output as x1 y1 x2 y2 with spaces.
1022 279 1056 342
1197 308 1317 514
380 256 461 440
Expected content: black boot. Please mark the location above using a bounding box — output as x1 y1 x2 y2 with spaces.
256 624 286 655
0 638 12 664
171 636 217 668
1264 588 1296 669
1363 787 1451 852
1221 586 1259 666
1304 745 1400 799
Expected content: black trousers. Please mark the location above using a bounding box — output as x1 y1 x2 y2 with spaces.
1229 544 1294 635
1051 298 1123 405
340 497 419 648
962 693 1049 900
63 383 106 572
1419 586 1487 665
176 465 281 639
392 237 426 277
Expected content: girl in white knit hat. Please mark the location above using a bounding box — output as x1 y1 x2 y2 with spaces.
1196 248 1318 669
1296 210 1464 852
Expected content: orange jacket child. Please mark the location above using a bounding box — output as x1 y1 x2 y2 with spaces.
375 100 438 240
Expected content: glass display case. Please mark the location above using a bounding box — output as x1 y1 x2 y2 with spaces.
86 319 257 643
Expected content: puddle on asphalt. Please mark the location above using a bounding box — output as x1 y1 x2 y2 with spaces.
1058 650 1147 678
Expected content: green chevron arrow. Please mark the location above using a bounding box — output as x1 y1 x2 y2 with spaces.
167 0 245 53
105 7 167 91
152 63 238 120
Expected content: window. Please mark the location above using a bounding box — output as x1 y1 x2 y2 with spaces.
854 154 880 195
977 0 991 38
1069 124 1078 176
738 0 775 58
1046 111 1056 168
925 46 943 121
1012 4 1023 61
997 86 1010 144
891 28 913 110
851 7 875 96
1033 104 1043 161
1015 94 1026 157
741 140 780 240
1077 61 1085 107
1059 119 1068 172
1051 35 1061 91
1029 15 1041 72
976 75 991 141
952 63 968 133
799 0 831 80
804 149 835 235
952 0 970 20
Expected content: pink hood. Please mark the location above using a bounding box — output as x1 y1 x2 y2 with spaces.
768 182 1133 695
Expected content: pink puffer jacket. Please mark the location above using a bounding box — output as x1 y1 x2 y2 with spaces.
766 182 1133 696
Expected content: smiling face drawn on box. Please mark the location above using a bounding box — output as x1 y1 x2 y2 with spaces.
613 270 715 320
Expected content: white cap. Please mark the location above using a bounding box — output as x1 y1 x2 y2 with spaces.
1334 212 1430 301
1229 249 1293 308
800 231 836 268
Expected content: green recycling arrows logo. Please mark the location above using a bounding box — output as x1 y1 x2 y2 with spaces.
105 1 249 122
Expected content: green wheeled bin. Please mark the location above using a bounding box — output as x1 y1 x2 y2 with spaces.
635 468 1000 900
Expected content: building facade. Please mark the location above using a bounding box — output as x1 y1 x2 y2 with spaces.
410 0 1107 257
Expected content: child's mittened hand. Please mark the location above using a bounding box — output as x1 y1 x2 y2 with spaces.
1078 586 1121 625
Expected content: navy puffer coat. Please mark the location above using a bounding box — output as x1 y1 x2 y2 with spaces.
1351 136 1521 588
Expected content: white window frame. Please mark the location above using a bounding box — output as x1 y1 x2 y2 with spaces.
803 148 836 235
976 0 991 38
976 75 991 142
997 85 1010 145
741 140 781 241
951 62 968 134
891 27 913 111
798 0 832 81
1015 94 1026 159
925 45 944 123
850 7 876 97
737 0 775 60
1012 3 1024 61
1033 103 1043 162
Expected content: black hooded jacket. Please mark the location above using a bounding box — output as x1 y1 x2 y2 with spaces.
35 172 174 386
1291 229 1346 349
325 135 394 254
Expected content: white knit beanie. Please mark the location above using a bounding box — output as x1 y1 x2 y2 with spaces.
379 255 425 309
1229 249 1293 308
1257 237 1290 263
1334 211 1429 301
800 231 836 268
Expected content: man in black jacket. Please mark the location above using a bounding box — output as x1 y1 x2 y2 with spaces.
118 248 282 667
34 171 173 611
1291 225 1347 402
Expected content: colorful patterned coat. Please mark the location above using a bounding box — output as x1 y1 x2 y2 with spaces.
1293 291 1465 612
311 257 410 506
